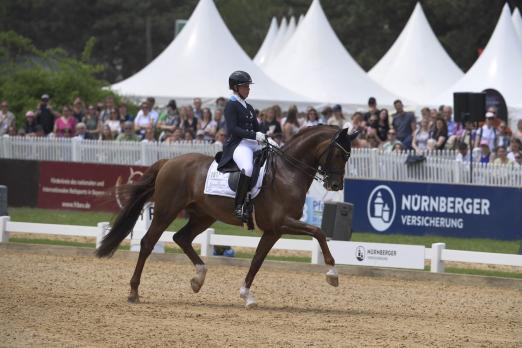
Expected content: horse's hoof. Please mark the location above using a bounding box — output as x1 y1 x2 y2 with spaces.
326 274 339 287
245 299 257 309
127 295 140 304
190 277 203 293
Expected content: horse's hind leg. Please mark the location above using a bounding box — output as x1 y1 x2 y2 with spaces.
128 209 178 303
173 213 216 293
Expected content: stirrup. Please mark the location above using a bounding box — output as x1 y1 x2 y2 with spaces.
234 205 244 220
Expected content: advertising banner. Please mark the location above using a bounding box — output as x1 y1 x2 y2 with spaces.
345 179 522 240
301 180 343 227
38 162 147 212
329 240 425 269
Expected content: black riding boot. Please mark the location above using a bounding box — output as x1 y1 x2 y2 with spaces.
234 172 251 220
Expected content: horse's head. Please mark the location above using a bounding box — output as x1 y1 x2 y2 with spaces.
319 128 358 191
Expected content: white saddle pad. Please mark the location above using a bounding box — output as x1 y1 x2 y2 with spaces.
204 161 266 199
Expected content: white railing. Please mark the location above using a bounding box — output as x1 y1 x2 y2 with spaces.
1 217 521 272
1 136 521 187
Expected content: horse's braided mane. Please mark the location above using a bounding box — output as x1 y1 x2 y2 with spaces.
281 124 338 150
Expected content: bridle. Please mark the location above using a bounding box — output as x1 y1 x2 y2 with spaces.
267 129 352 184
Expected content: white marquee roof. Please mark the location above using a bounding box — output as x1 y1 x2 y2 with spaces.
111 0 310 107
265 0 397 105
253 17 278 67
436 4 522 107
512 8 522 43
262 17 288 67
369 3 463 105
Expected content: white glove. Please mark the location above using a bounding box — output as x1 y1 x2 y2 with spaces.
267 137 279 147
255 132 267 143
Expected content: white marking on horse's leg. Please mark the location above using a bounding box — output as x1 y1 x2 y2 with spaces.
190 264 207 293
325 266 339 287
240 285 257 308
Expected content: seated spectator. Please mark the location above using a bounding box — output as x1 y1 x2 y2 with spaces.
478 140 493 164
302 108 321 128
0 100 15 136
116 121 140 141
134 101 155 138
412 119 430 154
283 105 301 142
72 97 85 122
198 107 214 141
454 120 476 147
429 117 448 150
514 152 522 167
455 142 472 162
2 124 17 137
212 108 226 133
118 103 134 122
260 106 282 138
83 105 100 138
165 128 184 143
392 143 404 153
492 146 513 165
23 111 39 135
497 121 512 148
99 125 113 140
321 106 333 125
343 111 364 133
193 97 203 120
141 126 156 143
54 106 77 138
442 105 457 136
513 119 522 139
376 109 390 141
381 129 403 152
213 128 226 146
184 130 194 141
35 94 58 135
195 129 206 142
73 122 93 140
180 106 198 135
33 125 45 137
99 95 115 123
507 138 521 162
327 104 345 128
366 133 381 148
104 109 122 137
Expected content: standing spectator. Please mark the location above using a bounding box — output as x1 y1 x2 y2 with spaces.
478 140 493 164
53 106 77 138
72 97 85 122
118 103 134 122
327 104 345 128
412 119 431 154
73 122 93 140
283 105 300 142
507 138 521 162
104 109 122 137
0 100 15 136
193 97 203 120
376 109 390 141
429 117 448 150
260 106 282 137
391 99 416 149
116 121 140 141
99 124 114 141
302 108 321 128
198 108 214 141
23 111 39 135
364 97 380 122
134 102 155 138
513 119 522 139
83 105 100 138
35 94 57 135
381 129 403 152
99 95 115 123
442 105 457 136
492 146 513 165
455 142 472 162
497 121 512 148
474 111 497 151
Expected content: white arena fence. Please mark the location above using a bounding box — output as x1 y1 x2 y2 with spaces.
1 217 521 273
1 136 520 187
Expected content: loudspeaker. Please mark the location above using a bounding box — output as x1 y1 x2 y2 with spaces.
453 92 486 123
321 202 353 241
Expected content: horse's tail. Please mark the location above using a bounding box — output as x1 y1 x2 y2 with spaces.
96 159 168 258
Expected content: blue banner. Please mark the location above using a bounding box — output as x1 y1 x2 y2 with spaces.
344 179 522 240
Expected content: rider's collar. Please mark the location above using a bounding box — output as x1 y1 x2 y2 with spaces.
230 94 247 108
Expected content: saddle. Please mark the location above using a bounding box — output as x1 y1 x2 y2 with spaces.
214 147 269 192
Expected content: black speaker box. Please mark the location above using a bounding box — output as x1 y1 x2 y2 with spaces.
321 202 353 241
453 92 486 123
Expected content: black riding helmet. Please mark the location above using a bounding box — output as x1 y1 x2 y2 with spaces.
229 71 253 90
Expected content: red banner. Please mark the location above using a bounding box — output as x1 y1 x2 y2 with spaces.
38 162 147 212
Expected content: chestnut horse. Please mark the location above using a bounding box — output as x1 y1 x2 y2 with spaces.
96 125 356 308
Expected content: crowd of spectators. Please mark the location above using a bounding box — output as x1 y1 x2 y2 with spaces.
1 94 521 167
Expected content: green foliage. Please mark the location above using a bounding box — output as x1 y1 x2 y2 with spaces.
0 31 118 127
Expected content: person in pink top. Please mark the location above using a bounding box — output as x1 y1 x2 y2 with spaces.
53 105 77 137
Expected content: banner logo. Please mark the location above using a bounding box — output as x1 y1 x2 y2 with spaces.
355 246 366 261
367 185 396 232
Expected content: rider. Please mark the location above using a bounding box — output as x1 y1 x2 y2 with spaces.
217 70 271 220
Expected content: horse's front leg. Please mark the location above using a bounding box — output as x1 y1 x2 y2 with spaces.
241 232 280 308
280 216 338 287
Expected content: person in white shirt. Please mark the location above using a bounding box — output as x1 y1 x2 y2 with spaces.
474 112 497 151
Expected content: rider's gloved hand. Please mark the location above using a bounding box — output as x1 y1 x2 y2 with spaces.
255 132 267 144
267 137 279 148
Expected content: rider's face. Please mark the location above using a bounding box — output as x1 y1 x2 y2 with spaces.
237 84 250 99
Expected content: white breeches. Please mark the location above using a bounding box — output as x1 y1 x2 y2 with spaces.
233 139 260 177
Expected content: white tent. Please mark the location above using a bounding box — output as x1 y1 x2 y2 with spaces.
262 17 288 67
369 3 463 105
253 17 278 67
513 8 522 43
265 0 397 106
111 0 310 108
283 17 297 46
436 4 522 108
